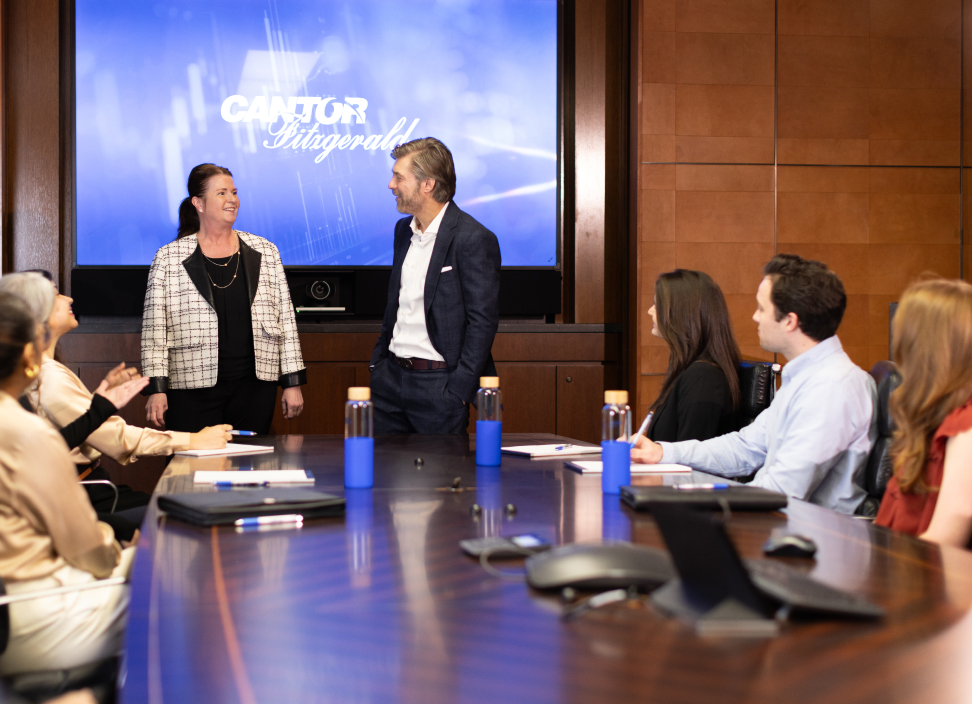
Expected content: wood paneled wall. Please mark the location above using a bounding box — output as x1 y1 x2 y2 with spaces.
637 0 967 421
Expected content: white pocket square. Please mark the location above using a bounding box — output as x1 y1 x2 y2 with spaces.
440 266 453 273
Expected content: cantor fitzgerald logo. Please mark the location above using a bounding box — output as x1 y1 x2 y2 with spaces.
220 95 418 163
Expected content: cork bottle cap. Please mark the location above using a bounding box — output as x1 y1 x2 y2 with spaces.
347 387 371 401
604 390 628 405
480 377 500 388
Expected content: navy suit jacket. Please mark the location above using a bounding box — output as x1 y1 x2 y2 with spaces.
370 203 501 403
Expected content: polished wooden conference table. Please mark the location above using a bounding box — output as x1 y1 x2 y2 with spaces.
120 434 972 704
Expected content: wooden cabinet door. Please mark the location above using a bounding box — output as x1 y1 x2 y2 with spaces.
284 363 357 435
556 365 605 444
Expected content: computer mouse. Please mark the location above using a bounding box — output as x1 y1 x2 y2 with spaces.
762 532 817 558
525 542 675 591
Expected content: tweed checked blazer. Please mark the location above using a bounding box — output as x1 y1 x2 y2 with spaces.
141 232 306 393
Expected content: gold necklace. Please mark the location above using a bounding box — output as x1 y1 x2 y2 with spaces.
206 251 240 289
202 249 239 267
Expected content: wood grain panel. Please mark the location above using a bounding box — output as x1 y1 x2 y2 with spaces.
869 194 961 244
643 31 676 84
675 191 775 242
675 33 774 86
868 139 961 166
777 138 869 165
777 0 869 37
777 192 870 244
639 189 676 242
642 83 676 135
777 86 870 139
869 89 961 142
574 0 607 324
673 242 775 294
6 0 61 277
777 36 869 88
675 0 775 35
868 244 960 295
288 363 356 435
676 84 774 137
869 0 961 40
492 364 557 434
778 166 869 193
59 332 142 363
492 333 620 362
557 364 606 444
674 135 775 163
674 164 773 191
870 37 961 90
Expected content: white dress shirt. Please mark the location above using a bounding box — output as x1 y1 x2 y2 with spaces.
388 202 450 361
659 336 876 514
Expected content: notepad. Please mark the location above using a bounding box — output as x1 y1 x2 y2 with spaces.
193 470 314 485
564 460 692 475
502 444 602 458
175 443 274 457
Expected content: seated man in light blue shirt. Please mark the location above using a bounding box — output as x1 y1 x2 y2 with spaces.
633 253 876 514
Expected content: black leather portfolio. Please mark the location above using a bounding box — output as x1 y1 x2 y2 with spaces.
157 488 346 526
620 485 788 512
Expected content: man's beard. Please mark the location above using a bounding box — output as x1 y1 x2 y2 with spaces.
394 184 421 214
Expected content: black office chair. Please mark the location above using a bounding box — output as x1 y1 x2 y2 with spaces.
0 577 126 704
738 361 780 427
855 360 901 518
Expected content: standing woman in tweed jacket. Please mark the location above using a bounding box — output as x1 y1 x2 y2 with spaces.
142 164 306 434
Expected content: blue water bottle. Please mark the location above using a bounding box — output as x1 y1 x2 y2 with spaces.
344 387 374 488
601 390 632 494
475 376 502 466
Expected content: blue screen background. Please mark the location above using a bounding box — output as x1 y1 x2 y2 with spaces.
75 0 557 266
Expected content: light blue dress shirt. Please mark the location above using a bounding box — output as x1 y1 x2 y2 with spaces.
659 336 876 514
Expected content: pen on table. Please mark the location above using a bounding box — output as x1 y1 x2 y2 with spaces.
630 412 653 447
554 444 576 451
229 430 257 436
234 514 304 527
214 481 270 488
673 483 730 491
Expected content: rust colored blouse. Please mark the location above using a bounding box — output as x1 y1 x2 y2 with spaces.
875 399 972 536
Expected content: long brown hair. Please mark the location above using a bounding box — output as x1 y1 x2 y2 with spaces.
890 278 972 493
649 270 741 413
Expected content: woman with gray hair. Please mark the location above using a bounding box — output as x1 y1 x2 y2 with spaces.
0 291 130 675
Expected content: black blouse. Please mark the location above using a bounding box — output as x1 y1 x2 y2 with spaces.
647 360 739 443
204 252 255 382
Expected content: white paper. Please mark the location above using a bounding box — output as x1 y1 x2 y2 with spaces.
501 444 602 458
175 442 274 457
564 460 692 474
193 470 313 485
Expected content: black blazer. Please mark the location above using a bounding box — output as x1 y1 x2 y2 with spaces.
647 360 740 443
370 203 501 403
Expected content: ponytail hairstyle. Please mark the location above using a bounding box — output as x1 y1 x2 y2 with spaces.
0 292 38 383
176 163 234 239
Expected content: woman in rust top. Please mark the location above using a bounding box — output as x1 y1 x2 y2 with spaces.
876 279 972 547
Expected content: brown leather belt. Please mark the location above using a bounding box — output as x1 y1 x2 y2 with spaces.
390 352 448 371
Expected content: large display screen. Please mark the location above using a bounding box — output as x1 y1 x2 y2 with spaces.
75 0 558 267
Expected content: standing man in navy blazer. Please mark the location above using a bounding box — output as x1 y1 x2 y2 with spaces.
369 137 501 434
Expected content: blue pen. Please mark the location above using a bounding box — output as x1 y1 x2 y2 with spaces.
673 483 730 491
234 514 304 527
229 430 257 436
214 481 269 488
555 444 575 451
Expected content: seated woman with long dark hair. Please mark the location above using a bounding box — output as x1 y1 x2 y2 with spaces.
0 292 129 675
876 279 972 547
638 269 742 445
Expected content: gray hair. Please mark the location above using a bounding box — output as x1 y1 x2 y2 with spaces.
0 272 56 325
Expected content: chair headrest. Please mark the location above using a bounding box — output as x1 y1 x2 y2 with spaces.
870 360 901 437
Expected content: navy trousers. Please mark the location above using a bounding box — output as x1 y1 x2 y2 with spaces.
370 358 469 435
